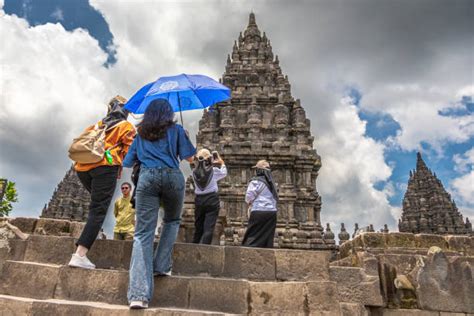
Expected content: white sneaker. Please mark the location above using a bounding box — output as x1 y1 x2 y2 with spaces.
154 270 172 277
130 301 148 309
68 253 96 269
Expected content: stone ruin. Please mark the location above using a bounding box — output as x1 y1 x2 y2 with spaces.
179 13 333 249
399 152 472 235
41 166 90 222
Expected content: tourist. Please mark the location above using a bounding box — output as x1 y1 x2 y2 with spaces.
192 149 227 244
123 99 196 309
68 95 136 269
242 160 279 248
113 182 135 240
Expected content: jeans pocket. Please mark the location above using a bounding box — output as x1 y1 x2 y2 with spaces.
166 170 185 191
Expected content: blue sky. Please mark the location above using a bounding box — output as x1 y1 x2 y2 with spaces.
1 0 472 235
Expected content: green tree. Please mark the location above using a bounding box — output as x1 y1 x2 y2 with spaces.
0 180 19 217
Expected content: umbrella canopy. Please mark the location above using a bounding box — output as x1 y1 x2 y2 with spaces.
124 74 231 123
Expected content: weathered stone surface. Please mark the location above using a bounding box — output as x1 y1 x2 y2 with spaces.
339 303 368 316
173 243 224 277
34 218 70 236
0 261 60 300
445 235 472 255
153 276 190 309
416 252 474 313
0 295 33 315
381 309 438 315
188 277 249 314
414 234 448 250
306 281 342 315
360 233 386 249
275 249 330 281
385 233 417 248
69 222 85 239
87 239 125 270
223 246 276 280
24 235 74 265
249 281 306 314
329 266 384 307
7 239 27 261
8 217 37 233
55 267 128 305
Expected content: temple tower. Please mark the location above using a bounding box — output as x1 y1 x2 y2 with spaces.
399 152 472 235
41 166 90 221
180 13 329 248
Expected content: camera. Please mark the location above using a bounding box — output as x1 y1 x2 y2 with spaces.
212 151 219 160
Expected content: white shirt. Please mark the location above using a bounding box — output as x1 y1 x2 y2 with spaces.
245 180 277 212
194 165 228 195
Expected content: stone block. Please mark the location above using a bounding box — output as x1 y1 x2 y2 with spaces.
360 233 386 249
24 235 75 265
0 261 60 300
8 217 37 233
0 295 34 315
440 313 468 316
416 252 474 313
55 266 128 305
249 281 307 314
87 239 125 270
414 234 448 250
188 277 249 314
385 233 416 248
339 303 369 316
34 219 70 236
306 281 342 315
153 276 190 309
69 221 85 239
381 309 438 315
275 249 330 281
173 243 224 277
330 266 384 307
223 246 276 280
445 235 472 255
7 239 27 261
338 240 354 259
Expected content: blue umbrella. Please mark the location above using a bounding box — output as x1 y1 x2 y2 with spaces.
124 73 231 124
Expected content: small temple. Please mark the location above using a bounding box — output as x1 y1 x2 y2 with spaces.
41 166 90 222
398 152 472 235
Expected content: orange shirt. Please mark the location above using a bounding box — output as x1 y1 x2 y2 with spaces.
75 121 136 172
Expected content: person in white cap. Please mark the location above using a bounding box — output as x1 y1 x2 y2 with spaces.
192 148 227 244
242 159 279 248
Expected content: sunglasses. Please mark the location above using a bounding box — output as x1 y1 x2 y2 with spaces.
121 187 130 190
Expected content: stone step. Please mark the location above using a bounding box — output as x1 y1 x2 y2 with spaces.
0 260 341 315
7 235 331 281
0 294 225 315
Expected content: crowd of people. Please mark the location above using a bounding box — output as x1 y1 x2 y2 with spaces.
67 96 279 309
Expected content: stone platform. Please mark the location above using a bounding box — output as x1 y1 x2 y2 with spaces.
0 217 473 315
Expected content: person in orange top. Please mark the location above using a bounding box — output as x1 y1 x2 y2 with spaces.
68 95 136 270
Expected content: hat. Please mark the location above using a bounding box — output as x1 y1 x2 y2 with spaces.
196 148 212 160
252 159 271 170
108 95 128 108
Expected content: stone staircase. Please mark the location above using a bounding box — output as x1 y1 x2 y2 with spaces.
0 220 382 315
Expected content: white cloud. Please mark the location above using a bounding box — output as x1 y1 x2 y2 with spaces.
451 148 474 210
51 7 64 21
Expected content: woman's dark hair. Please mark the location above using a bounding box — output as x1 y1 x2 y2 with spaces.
137 99 176 141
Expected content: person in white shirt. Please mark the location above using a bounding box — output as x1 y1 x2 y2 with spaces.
242 160 279 248
192 148 227 244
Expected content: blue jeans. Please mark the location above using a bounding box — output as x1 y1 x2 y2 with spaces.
127 167 185 303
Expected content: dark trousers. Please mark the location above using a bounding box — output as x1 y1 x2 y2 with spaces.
76 165 119 249
242 211 277 248
193 192 220 244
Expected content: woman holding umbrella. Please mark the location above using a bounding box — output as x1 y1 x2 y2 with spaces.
123 99 196 309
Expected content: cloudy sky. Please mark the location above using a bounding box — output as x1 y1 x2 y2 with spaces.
0 0 473 235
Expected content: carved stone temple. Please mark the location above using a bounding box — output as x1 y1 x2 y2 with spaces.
41 166 90 221
398 152 472 235
179 13 333 249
